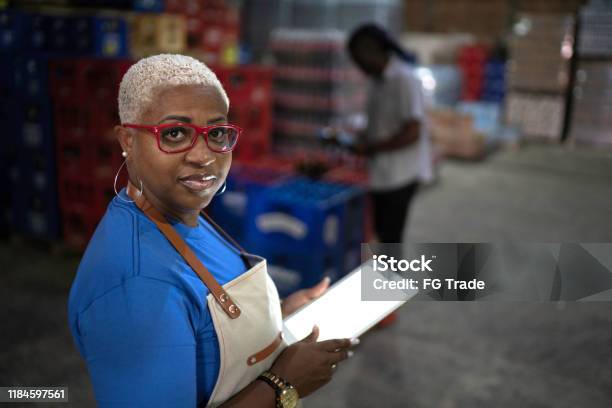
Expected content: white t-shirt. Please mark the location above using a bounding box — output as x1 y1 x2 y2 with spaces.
364 56 433 191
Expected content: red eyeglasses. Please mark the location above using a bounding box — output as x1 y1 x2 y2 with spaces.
123 122 242 154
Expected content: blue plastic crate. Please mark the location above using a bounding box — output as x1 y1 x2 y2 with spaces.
133 0 165 12
11 172 61 240
485 60 506 79
17 147 58 195
17 98 55 152
0 11 28 51
257 238 362 297
0 97 19 154
69 16 95 55
263 249 343 298
25 14 49 52
93 17 129 57
244 178 365 255
208 165 292 244
13 55 50 99
46 15 72 53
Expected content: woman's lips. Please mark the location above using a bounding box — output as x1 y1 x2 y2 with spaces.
178 175 217 193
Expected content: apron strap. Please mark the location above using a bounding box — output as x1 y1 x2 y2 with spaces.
126 182 241 319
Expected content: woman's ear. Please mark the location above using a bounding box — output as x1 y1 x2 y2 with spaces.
115 125 133 157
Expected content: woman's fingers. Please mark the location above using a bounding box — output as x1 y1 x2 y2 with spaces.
318 337 356 352
327 349 354 365
301 325 320 343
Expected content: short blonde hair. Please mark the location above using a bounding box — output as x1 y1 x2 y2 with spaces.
118 54 229 124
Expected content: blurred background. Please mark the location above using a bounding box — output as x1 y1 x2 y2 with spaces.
1 0 612 406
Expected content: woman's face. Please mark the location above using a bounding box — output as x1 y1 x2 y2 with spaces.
118 83 231 223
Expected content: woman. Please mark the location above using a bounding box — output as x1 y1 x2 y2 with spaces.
68 54 356 407
348 24 433 243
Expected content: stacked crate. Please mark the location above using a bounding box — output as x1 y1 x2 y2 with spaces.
458 45 487 100
482 58 506 103
129 13 187 58
7 56 61 240
165 0 240 66
271 29 366 144
506 13 575 140
433 0 512 39
244 178 365 297
208 161 294 245
215 65 274 161
50 58 131 248
569 1 612 147
0 11 129 58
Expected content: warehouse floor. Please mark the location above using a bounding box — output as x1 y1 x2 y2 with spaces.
1 144 611 407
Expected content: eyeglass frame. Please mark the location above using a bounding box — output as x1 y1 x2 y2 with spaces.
122 122 242 154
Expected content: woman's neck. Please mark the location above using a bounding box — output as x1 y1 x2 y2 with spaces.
127 180 200 227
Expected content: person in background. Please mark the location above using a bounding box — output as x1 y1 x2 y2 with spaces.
347 23 433 244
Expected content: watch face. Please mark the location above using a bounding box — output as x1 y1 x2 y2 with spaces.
279 387 299 408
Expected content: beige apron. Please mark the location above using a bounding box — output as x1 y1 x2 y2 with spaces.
127 184 288 407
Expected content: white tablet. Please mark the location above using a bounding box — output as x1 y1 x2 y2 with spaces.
282 261 418 344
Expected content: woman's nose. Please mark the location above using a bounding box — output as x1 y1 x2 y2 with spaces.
184 133 215 165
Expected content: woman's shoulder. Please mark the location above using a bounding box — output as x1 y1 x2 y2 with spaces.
69 196 209 320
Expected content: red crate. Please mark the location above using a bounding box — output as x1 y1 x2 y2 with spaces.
51 58 131 104
165 0 204 15
91 142 123 183
61 204 100 250
217 65 273 101
81 59 131 103
58 174 96 212
229 104 271 133
233 129 270 161
50 59 81 102
54 113 91 145
56 141 94 179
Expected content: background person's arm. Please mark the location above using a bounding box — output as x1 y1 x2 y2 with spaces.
356 69 425 156
364 120 420 154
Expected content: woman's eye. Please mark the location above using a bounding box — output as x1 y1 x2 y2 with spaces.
161 127 187 141
209 128 226 141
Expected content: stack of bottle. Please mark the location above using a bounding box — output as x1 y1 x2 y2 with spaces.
271 29 366 143
506 13 575 140
570 0 612 147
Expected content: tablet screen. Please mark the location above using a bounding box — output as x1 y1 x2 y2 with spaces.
282 261 418 344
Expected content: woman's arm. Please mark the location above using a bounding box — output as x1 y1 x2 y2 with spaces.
218 380 276 407
77 277 200 407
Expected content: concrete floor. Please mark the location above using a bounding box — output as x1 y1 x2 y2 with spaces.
1 144 612 407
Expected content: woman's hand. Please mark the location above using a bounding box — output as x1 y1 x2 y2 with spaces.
281 277 330 318
271 326 357 397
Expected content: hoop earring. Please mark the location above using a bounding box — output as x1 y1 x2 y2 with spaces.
114 159 143 203
215 181 227 196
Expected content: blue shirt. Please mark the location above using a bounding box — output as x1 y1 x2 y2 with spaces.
68 189 248 407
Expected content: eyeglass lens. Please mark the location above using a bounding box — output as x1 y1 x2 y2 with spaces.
159 125 238 152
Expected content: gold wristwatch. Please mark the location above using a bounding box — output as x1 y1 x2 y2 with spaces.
257 370 299 408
